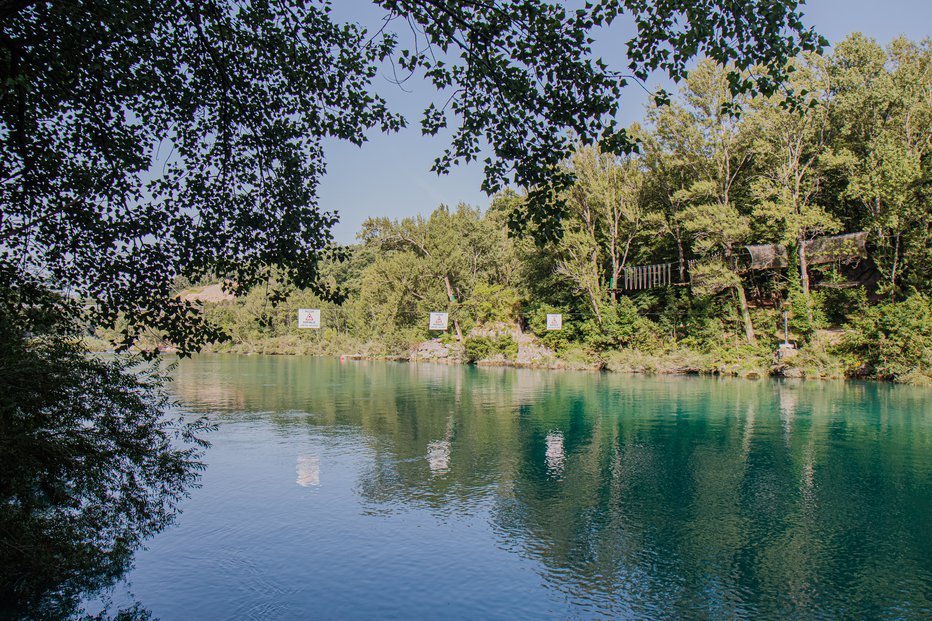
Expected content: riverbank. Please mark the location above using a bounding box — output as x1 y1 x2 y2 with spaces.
137 325 924 385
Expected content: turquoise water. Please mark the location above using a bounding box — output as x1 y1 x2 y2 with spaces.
86 356 931 619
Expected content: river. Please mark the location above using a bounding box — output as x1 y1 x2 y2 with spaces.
84 355 932 619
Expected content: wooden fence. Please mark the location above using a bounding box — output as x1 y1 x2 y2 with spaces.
622 262 676 291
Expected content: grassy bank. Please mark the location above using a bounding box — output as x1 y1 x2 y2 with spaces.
92 314 928 385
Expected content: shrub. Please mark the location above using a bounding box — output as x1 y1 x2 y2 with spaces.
840 294 932 382
525 303 583 352
463 334 517 363
818 269 868 326
786 287 826 341
464 336 493 362
586 297 663 352
460 282 521 324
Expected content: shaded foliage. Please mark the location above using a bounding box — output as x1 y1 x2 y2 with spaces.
0 267 209 618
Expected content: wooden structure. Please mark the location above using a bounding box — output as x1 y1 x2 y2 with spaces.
614 232 869 292
738 232 868 272
621 262 676 291
741 243 789 270
803 231 868 265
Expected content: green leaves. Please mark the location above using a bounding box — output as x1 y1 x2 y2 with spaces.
841 294 932 382
1 0 401 353
374 0 818 243
1 0 824 351
0 270 209 615
828 34 932 295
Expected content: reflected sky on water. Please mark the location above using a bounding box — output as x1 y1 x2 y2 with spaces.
83 356 932 620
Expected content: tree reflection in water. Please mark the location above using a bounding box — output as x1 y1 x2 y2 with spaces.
169 356 931 619
0 282 209 620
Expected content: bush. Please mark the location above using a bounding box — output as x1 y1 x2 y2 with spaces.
590 297 663 352
818 269 868 326
460 282 521 324
463 334 517 363
786 287 826 341
840 294 932 382
525 303 583 352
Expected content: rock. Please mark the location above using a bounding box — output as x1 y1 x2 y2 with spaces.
409 338 463 363
178 283 235 304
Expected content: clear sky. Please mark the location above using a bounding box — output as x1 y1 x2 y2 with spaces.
318 0 932 245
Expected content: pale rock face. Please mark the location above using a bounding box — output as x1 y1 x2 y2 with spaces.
177 283 235 304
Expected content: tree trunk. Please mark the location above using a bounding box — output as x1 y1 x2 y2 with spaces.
442 274 463 341
890 231 901 299
735 283 756 345
797 236 813 324
610 249 619 302
676 233 687 283
588 288 603 326
590 249 604 324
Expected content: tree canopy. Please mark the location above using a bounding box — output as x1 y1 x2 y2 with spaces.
194 34 932 383
0 0 823 352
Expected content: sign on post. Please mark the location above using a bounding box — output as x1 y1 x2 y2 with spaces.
428 312 449 331
298 308 321 329
546 313 563 331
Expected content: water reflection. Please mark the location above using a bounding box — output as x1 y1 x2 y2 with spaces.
156 357 932 619
296 455 320 487
544 430 565 478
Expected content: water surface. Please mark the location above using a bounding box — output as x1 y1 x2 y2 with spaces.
88 356 932 619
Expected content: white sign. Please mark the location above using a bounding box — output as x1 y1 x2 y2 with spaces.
298 308 321 329
428 312 449 331
546 313 563 331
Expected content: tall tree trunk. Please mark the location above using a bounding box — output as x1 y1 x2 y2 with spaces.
610 249 619 302
590 249 604 325
676 232 687 283
797 236 813 324
443 274 463 341
735 284 756 345
588 288 603 326
890 231 901 299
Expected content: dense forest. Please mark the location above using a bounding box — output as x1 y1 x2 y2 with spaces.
162 35 931 384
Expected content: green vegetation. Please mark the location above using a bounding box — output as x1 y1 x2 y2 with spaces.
190 35 932 385
841 294 932 384
0 0 818 354
0 269 209 618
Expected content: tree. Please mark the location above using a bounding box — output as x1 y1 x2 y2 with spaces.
681 202 757 344
648 60 758 343
0 267 209 616
571 145 647 297
746 52 839 319
1 0 404 352
360 204 498 340
553 144 647 324
1 0 823 352
640 125 695 283
829 34 932 297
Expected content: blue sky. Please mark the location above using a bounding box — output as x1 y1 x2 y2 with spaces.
319 0 932 245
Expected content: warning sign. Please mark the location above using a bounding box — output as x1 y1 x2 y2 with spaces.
298 308 321 329
546 313 563 331
428 312 449 331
